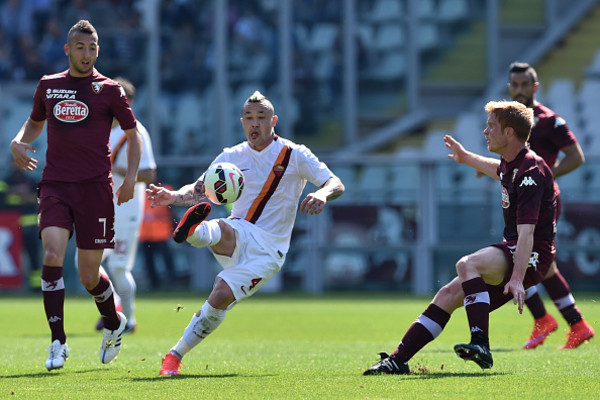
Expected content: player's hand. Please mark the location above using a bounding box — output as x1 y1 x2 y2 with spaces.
116 178 135 205
443 135 467 164
300 192 326 215
503 279 525 314
10 140 38 171
146 183 174 207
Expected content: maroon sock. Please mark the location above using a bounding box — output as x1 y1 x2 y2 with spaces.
41 266 66 344
391 304 451 363
524 290 547 319
543 271 582 325
462 277 490 346
87 273 120 330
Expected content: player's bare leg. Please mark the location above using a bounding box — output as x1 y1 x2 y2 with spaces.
160 277 235 376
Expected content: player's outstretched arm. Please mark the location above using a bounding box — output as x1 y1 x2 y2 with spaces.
444 135 500 180
300 175 345 215
10 118 45 172
148 178 206 208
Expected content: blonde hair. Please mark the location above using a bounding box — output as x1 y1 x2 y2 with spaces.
485 100 534 142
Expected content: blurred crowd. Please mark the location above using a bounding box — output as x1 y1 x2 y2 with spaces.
0 0 142 82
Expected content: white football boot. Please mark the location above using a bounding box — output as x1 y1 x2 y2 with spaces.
99 311 127 364
45 340 69 371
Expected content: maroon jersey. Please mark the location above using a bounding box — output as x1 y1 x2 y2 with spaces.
30 68 136 183
529 102 578 169
497 148 557 250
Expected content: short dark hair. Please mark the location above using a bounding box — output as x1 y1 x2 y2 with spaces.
243 90 274 114
67 20 97 42
114 76 135 101
246 90 269 104
508 62 538 84
485 100 534 142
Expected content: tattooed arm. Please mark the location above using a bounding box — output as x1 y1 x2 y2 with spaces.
146 178 206 208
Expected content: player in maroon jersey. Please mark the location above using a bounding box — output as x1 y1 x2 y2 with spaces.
365 101 557 375
9 20 142 370
508 62 594 350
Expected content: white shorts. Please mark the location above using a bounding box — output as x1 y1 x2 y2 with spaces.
107 180 146 272
211 218 285 302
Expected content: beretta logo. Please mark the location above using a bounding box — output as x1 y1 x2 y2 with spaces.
53 100 88 123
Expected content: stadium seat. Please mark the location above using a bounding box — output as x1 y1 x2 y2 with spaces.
585 47 600 78
578 79 600 105
418 23 439 51
307 23 338 53
417 0 436 20
390 164 420 203
356 165 390 203
438 0 469 23
421 130 450 160
374 23 405 51
366 52 406 80
367 0 404 22
453 112 487 154
357 23 376 48
556 167 585 198
546 78 576 106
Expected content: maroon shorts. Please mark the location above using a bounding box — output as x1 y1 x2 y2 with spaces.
487 241 555 311
38 181 115 249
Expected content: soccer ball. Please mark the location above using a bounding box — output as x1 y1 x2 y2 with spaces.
203 162 245 205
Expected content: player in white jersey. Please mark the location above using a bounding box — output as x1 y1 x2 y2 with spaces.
95 77 156 333
147 91 345 376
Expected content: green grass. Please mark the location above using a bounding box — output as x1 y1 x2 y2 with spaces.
1 293 599 399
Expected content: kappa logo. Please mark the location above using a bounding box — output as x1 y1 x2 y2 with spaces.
464 295 477 305
520 176 537 187
46 280 58 290
554 116 566 127
529 251 540 268
48 316 62 323
92 82 104 94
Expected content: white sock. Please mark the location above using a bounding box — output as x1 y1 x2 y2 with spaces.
186 220 222 248
171 301 226 358
525 285 538 300
108 266 136 324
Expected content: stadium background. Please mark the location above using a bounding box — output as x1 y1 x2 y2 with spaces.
0 0 598 295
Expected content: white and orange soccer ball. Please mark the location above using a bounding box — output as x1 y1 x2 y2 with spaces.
203 162 245 205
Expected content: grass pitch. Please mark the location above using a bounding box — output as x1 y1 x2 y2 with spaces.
0 292 598 399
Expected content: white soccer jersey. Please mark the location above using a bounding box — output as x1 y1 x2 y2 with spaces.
108 121 156 271
209 136 333 255
110 121 157 173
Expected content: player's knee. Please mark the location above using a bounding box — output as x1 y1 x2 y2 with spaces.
208 279 235 310
455 256 472 278
78 269 99 289
42 248 63 266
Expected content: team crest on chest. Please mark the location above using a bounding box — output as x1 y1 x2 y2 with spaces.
273 165 285 177
91 82 104 94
